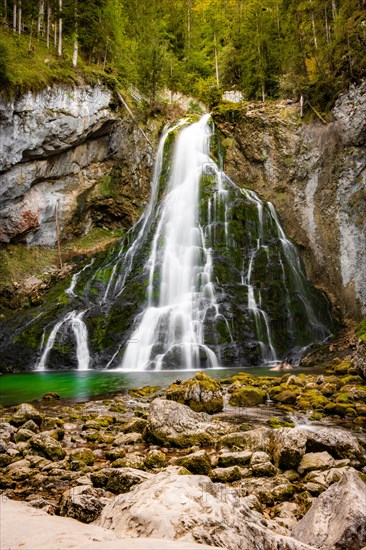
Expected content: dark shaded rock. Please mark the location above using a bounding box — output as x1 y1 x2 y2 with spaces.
58 485 109 523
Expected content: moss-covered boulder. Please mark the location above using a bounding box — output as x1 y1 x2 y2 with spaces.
270 428 307 471
144 449 167 470
229 386 266 407
128 386 162 398
120 418 147 434
210 465 248 482
175 450 212 475
69 448 95 467
30 432 66 461
11 403 43 427
166 372 223 414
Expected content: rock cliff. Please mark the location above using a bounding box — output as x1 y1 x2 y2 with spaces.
0 85 152 245
213 80 366 320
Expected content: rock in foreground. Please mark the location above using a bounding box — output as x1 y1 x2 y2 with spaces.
98 471 315 550
292 470 366 549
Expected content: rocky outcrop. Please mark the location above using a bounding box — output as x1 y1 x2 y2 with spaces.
145 398 233 447
98 470 315 550
292 471 366 549
213 80 366 319
0 85 152 245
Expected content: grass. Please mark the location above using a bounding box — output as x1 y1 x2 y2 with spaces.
0 26 120 97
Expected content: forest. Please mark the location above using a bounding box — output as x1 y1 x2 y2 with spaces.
0 1 366 111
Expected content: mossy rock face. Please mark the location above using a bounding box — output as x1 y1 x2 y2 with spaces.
144 450 167 470
42 392 61 400
69 448 95 466
274 390 298 405
267 417 295 429
356 318 366 343
210 465 248 482
120 418 147 434
30 433 66 461
175 450 212 475
229 386 266 407
166 372 223 414
105 448 126 461
128 386 161 398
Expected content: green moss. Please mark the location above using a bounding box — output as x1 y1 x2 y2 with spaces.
144 450 167 469
356 317 366 343
267 417 295 428
175 452 212 475
229 386 266 407
128 386 161 398
69 448 95 466
166 372 223 414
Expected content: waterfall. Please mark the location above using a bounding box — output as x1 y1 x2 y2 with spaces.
36 311 90 371
13 113 333 372
120 114 221 371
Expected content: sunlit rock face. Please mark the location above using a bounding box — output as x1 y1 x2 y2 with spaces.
0 85 152 245
214 80 366 319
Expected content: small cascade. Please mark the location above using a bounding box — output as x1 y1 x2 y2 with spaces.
65 258 95 298
36 311 90 371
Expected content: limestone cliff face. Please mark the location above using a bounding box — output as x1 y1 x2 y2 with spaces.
0 85 152 245
213 81 366 320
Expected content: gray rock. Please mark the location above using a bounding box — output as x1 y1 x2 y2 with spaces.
98 470 315 550
220 427 272 451
298 452 335 474
217 450 252 467
91 467 152 494
30 432 66 461
292 470 366 549
146 398 232 447
12 403 43 426
59 485 109 523
305 427 365 464
271 428 307 470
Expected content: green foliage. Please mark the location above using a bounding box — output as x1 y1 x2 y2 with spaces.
0 0 364 109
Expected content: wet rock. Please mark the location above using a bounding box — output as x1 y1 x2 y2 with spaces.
113 432 143 445
12 404 43 427
166 372 224 414
30 432 66 461
98 470 313 549
175 450 212 475
305 427 365 464
42 392 60 401
105 448 126 461
271 428 307 470
146 398 232 447
298 452 335 474
292 471 366 549
91 467 152 494
58 485 109 523
14 429 34 443
68 448 95 469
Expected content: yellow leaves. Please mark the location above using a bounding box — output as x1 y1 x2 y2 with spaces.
305 57 317 82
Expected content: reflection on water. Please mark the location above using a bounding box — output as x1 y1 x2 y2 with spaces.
0 367 324 407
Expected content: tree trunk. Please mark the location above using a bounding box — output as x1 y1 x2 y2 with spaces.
332 0 337 20
214 33 220 86
58 0 62 56
12 0 16 32
325 5 330 44
37 0 44 36
186 0 191 60
17 0 21 34
54 19 57 48
309 0 318 49
4 0 7 21
72 0 78 66
28 18 33 51
46 3 51 48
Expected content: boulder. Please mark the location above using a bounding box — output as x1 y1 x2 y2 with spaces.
220 427 272 451
298 452 334 475
12 403 43 426
175 450 212 475
120 418 147 434
229 386 266 407
59 485 109 523
166 372 224 414
91 467 152 494
305 428 365 464
98 471 315 549
250 452 276 477
210 466 249 482
146 398 232 447
271 428 307 470
144 449 167 470
69 447 95 469
30 432 66 461
292 471 366 549
217 450 252 467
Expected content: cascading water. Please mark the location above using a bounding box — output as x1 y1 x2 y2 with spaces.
2 114 334 372
121 114 220 371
